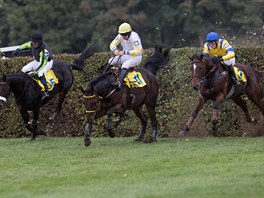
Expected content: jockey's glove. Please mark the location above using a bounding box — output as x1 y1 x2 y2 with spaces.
212 57 223 64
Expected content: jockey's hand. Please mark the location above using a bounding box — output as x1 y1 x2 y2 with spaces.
114 50 119 56
117 51 124 56
31 71 39 79
212 57 223 64
12 49 20 57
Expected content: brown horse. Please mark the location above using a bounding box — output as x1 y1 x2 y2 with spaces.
179 54 264 136
81 45 170 146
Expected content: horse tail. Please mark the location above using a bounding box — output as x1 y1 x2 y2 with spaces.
73 44 99 71
143 44 170 75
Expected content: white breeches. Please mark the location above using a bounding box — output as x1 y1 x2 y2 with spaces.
108 55 142 69
21 60 53 77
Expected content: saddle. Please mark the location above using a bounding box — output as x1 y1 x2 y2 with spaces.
31 70 59 91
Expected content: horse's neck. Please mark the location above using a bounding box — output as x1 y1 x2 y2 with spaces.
7 75 27 95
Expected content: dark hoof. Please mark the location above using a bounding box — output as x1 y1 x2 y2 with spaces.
178 130 187 137
108 129 115 138
84 137 91 147
37 130 47 136
143 136 157 143
135 137 144 142
30 136 36 141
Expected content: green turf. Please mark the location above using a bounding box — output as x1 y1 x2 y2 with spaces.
0 137 263 198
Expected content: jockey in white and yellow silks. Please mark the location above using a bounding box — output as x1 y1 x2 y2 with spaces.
109 22 143 90
202 32 240 86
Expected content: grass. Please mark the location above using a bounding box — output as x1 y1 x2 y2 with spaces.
0 136 264 198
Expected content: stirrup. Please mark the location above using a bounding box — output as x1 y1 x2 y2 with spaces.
41 91 50 101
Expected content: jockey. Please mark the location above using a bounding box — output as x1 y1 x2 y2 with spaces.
13 32 53 100
109 22 143 90
202 32 240 86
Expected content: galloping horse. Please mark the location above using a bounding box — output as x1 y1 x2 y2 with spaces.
81 45 170 146
179 54 264 136
0 44 98 140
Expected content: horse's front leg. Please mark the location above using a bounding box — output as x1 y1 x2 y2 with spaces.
19 108 36 140
84 119 93 147
179 96 206 137
105 105 125 138
106 114 115 138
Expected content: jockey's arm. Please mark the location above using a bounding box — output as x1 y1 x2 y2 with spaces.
222 50 235 61
19 41 32 50
36 49 49 73
110 36 121 52
124 44 143 57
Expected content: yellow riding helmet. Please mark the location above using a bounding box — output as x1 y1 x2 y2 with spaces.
118 23 132 34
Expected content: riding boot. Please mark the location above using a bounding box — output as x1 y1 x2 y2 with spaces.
112 68 128 91
228 65 240 86
39 75 50 101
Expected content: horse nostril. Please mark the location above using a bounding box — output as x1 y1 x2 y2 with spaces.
192 85 198 90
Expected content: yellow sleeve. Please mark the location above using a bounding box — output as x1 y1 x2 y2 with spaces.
202 43 209 55
19 41 32 50
222 51 235 60
110 36 121 51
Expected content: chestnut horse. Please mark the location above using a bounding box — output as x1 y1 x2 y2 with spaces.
0 45 98 140
179 54 264 136
81 45 170 146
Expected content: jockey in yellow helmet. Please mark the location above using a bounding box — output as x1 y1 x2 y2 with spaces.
109 22 143 90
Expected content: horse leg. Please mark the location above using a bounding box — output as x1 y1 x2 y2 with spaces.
133 106 148 141
20 108 37 140
233 96 257 123
49 90 67 122
211 94 225 136
106 114 115 138
247 92 264 119
179 96 206 137
84 120 93 147
146 104 158 142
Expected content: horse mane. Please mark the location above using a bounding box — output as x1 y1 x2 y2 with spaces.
143 44 171 75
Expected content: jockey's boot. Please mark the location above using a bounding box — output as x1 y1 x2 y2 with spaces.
112 68 128 91
39 75 50 101
229 65 240 86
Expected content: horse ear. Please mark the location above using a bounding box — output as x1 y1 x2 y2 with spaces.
200 54 204 60
187 55 193 60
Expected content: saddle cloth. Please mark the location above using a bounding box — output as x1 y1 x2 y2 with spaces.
32 70 59 91
124 71 146 88
234 67 247 83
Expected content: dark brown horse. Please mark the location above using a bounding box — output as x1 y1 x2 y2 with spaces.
179 54 264 136
0 45 98 140
81 45 170 146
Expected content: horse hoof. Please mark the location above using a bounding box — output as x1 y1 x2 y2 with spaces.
178 130 187 137
135 137 144 142
84 137 91 147
108 129 115 138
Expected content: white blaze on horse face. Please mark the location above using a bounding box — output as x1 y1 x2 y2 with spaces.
193 63 197 73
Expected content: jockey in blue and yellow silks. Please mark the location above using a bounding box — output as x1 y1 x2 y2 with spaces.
202 32 240 86
13 32 53 100
109 22 143 91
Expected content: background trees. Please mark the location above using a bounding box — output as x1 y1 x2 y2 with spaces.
0 0 263 53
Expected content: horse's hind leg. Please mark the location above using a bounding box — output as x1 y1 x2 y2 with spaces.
49 90 68 121
246 89 264 118
146 104 158 142
233 96 255 122
133 106 147 141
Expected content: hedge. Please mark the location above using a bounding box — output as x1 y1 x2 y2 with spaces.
0 47 263 138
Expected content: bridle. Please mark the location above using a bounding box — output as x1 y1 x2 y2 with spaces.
190 59 217 83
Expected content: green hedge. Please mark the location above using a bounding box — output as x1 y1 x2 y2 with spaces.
0 47 263 138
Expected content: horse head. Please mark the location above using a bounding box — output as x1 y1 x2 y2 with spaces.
0 75 11 107
190 54 217 90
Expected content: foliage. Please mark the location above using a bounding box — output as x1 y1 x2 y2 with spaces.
0 47 263 138
0 0 263 53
